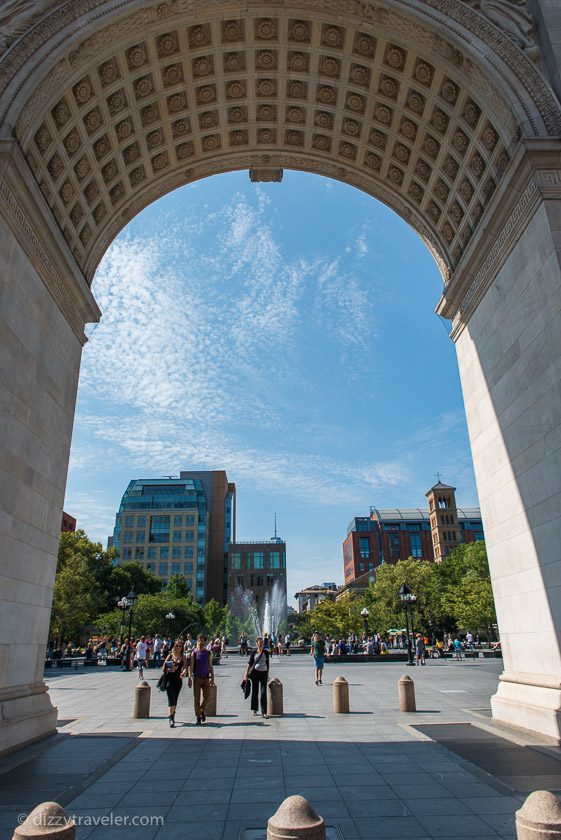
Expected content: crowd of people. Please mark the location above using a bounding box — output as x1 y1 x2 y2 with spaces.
47 626 499 726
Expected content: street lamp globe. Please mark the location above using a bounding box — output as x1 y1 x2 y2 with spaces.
166 612 175 621
361 607 369 618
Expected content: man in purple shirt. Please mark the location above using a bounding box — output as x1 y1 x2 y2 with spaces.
188 634 215 724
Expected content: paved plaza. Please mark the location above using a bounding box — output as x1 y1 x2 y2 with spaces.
2 656 560 839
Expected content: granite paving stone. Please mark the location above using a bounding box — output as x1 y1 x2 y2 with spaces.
0 657 554 840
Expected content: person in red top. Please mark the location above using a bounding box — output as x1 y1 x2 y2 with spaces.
188 634 215 725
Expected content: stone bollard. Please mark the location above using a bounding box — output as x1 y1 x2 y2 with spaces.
516 790 561 839
398 674 416 712
268 677 283 716
333 675 349 713
206 682 217 716
13 802 75 839
267 795 326 840
132 680 151 718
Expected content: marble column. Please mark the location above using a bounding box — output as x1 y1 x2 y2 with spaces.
0 141 100 754
440 142 561 740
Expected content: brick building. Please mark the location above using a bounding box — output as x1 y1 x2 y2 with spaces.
343 482 484 584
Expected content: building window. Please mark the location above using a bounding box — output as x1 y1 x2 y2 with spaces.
186 514 195 525
359 537 370 559
124 515 134 528
368 563 374 571
185 530 194 542
410 534 422 558
269 552 280 568
122 546 132 559
173 530 182 542
172 546 181 559
359 563 365 572
135 547 145 560
160 547 169 559
137 515 146 527
171 562 181 575
173 515 182 527
389 533 401 560
231 552 241 569
237 575 244 587
183 562 193 574
123 531 133 544
159 562 169 575
149 515 170 543
147 547 157 560
253 552 264 569
267 575 275 587
135 530 145 543
185 546 194 558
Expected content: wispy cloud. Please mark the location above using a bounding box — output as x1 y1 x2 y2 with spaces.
66 183 472 557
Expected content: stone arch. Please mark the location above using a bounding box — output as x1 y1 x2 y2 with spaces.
2 0 561 753
0 0 559 288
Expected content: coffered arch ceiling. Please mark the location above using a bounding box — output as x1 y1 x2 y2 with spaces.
2 1 560 285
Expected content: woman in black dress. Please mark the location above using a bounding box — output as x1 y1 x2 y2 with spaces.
244 636 269 718
163 640 188 727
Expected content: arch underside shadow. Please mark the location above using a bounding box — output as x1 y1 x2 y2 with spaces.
0 1 559 287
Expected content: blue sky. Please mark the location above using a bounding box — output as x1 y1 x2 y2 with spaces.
64 170 479 598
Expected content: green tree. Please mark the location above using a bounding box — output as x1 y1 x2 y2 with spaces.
50 555 98 643
51 530 117 642
95 591 204 639
435 542 496 635
362 558 436 635
297 596 363 639
106 561 161 608
203 599 233 638
166 574 191 599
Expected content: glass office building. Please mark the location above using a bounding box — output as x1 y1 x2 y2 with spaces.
112 477 208 601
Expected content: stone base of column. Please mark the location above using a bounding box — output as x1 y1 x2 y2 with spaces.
491 673 561 743
0 682 57 756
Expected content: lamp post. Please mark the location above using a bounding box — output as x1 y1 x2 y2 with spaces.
361 607 369 637
119 589 138 672
399 584 417 666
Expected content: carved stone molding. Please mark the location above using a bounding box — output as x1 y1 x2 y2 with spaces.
5 5 527 284
0 142 100 342
0 0 559 136
437 141 561 338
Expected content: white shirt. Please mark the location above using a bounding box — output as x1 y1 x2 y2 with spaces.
136 641 147 660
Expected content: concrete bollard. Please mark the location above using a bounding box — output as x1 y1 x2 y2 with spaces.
13 802 75 839
267 795 326 840
268 677 283 716
516 790 561 839
398 674 416 712
132 680 151 718
206 682 217 716
332 675 349 713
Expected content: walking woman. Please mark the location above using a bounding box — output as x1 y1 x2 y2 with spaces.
244 636 269 718
163 640 188 728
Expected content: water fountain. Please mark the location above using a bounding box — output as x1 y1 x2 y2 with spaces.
229 579 287 639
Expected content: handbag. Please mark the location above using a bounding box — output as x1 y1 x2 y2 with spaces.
156 673 168 692
240 678 251 699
